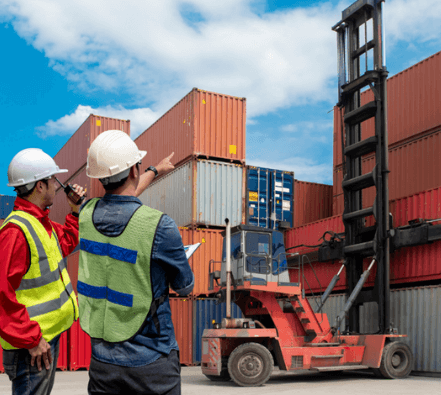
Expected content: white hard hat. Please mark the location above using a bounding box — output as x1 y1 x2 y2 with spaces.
86 130 147 179
7 148 68 190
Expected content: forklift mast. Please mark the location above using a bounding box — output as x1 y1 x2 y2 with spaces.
332 0 389 333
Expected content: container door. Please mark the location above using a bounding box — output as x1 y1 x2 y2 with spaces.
270 171 294 229
246 167 270 228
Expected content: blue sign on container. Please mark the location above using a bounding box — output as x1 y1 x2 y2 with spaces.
246 166 294 229
0 195 15 219
193 299 243 363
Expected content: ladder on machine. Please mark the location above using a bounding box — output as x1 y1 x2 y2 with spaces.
332 0 390 334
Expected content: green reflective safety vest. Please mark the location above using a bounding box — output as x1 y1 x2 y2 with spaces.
78 198 163 342
0 210 79 350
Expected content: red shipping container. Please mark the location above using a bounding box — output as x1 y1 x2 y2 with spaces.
286 186 441 293
334 50 441 168
68 320 91 371
57 330 68 371
294 180 333 228
169 297 193 366
333 127 441 216
54 115 130 186
135 88 246 172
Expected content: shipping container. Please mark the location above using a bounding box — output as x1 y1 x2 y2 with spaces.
135 88 246 172
333 127 441 216
293 180 333 228
68 320 91 371
0 195 15 219
287 185 441 292
139 159 245 228
334 50 441 168
169 298 194 366
193 298 243 363
57 331 68 371
308 285 441 373
245 166 294 229
54 115 130 185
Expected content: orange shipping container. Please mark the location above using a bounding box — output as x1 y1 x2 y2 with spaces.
54 114 130 185
135 88 246 171
333 127 441 215
294 180 333 228
179 227 224 297
169 297 194 366
334 50 441 168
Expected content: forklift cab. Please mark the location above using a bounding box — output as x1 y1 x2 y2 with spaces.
218 225 291 286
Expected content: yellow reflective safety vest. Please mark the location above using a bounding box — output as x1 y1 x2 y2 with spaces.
0 211 79 350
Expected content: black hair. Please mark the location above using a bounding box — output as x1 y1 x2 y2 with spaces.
17 179 48 198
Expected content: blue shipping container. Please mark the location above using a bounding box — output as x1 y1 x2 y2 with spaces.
0 195 15 219
193 299 243 363
246 166 294 229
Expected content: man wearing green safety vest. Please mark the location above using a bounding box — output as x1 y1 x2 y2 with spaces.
78 130 193 395
0 148 85 395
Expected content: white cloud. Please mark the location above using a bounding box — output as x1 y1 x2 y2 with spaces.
0 0 341 118
37 105 160 139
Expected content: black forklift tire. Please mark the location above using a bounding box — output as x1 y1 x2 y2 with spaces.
377 341 413 379
227 342 274 387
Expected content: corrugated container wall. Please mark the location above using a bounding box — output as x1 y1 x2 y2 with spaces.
334 50 441 169
193 299 243 363
0 195 15 219
169 298 194 366
308 285 441 373
245 166 294 229
179 227 224 297
333 127 441 215
135 88 246 172
139 160 244 228
68 320 91 371
287 185 441 292
54 114 130 185
294 180 333 228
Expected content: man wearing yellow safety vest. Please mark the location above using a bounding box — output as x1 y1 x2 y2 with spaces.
0 148 86 395
78 130 193 395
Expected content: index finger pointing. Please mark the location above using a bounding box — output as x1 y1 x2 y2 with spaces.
167 152 175 160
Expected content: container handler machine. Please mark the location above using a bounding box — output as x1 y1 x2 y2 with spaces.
201 0 415 386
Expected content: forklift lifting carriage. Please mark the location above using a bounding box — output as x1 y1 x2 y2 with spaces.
201 223 412 386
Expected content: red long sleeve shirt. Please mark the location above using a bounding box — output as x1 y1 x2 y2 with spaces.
0 197 79 349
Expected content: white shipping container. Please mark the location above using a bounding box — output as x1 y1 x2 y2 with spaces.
139 159 245 227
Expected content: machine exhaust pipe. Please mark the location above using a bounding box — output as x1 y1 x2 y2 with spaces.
225 218 231 319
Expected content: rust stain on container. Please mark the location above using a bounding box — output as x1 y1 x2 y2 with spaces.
135 88 246 171
169 298 194 366
294 180 333 228
334 51 441 168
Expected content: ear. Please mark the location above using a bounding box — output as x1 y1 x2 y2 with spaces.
129 165 138 179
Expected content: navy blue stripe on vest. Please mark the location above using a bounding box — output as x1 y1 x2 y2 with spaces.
80 238 138 264
77 281 133 308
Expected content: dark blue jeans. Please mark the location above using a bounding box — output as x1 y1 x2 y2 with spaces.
88 349 181 395
2 335 60 395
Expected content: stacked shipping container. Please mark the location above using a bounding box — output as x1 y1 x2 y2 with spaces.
0 195 15 219
333 50 441 215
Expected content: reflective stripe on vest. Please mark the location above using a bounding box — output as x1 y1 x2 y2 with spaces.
78 198 163 342
0 211 79 349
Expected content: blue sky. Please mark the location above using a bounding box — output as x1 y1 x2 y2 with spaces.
1 0 440 196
